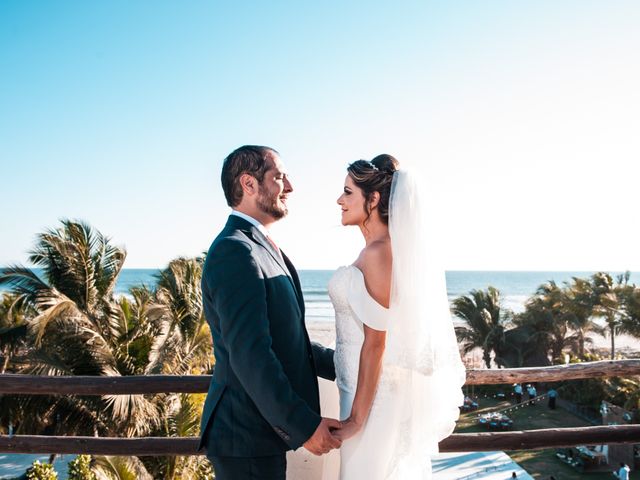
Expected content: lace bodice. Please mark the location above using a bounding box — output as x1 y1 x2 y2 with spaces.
328 265 399 397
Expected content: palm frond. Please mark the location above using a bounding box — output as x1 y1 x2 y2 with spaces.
102 393 161 437
0 266 56 308
93 455 153 480
28 300 79 347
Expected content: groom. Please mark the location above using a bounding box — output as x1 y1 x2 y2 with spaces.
199 145 341 479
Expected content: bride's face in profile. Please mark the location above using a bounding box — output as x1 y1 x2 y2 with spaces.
337 175 367 226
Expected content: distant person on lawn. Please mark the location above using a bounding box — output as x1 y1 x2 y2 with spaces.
547 387 557 410
614 462 630 480
513 383 523 404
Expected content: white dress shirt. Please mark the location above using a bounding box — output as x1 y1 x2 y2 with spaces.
231 210 284 261
231 210 269 237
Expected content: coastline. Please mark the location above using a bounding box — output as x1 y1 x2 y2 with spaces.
306 320 640 365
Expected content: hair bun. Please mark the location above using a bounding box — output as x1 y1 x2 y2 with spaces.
371 154 399 174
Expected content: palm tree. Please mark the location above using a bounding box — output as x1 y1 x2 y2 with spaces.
136 258 214 479
141 394 213 479
452 287 505 369
512 308 555 363
115 286 156 375
563 277 603 358
521 281 570 361
589 272 628 359
145 257 212 376
619 282 640 337
0 219 126 374
0 220 159 437
0 220 215 477
521 280 603 362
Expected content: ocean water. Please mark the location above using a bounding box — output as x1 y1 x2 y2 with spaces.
4 269 639 322
301 270 640 322
445 271 640 315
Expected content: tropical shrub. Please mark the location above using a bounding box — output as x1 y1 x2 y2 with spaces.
68 455 96 480
26 461 57 480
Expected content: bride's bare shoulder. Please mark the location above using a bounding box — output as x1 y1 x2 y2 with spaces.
355 240 392 307
363 240 391 266
354 239 391 269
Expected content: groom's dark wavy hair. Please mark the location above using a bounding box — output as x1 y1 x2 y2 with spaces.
347 154 399 226
221 145 279 207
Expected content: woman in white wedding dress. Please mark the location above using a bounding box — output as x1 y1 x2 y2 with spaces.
325 155 466 479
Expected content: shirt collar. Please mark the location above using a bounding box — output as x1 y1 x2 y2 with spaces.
231 210 269 237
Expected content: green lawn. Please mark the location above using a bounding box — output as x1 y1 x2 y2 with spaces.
455 396 637 479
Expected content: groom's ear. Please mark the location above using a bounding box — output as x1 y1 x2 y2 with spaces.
239 173 258 197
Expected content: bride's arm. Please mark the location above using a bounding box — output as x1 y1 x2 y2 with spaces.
340 325 386 438
337 243 391 440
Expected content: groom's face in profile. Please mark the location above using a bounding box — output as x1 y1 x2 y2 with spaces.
256 154 293 221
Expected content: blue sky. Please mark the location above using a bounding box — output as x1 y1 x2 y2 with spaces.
2 1 639 269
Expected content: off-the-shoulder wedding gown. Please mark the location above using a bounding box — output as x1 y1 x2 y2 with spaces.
324 265 430 479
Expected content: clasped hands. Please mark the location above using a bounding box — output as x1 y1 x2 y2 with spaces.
303 416 362 456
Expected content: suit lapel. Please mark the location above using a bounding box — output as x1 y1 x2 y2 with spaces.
254 233 305 316
224 215 304 315
282 251 305 315
249 229 292 277
224 215 290 274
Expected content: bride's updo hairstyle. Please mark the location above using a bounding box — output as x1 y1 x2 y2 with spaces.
347 154 399 225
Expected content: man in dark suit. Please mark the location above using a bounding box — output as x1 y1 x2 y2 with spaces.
199 145 341 479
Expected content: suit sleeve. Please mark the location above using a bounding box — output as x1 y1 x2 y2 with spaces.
205 238 321 449
311 342 335 381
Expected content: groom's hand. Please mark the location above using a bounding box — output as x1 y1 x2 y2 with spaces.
303 417 342 455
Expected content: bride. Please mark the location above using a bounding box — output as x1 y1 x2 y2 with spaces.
327 154 466 479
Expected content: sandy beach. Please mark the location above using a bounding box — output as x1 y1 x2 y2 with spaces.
307 321 337 347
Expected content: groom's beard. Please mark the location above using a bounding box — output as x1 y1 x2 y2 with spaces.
257 186 288 220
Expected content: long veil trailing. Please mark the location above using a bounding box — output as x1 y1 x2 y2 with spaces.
384 169 466 476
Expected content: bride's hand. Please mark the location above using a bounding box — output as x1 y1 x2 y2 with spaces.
333 417 361 441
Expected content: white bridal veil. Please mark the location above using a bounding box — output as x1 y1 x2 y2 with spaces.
384 168 466 475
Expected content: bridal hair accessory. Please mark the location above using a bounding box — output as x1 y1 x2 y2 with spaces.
366 160 396 176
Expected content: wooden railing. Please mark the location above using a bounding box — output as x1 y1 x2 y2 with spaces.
1 359 640 455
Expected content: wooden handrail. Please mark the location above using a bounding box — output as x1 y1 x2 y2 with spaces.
2 360 640 456
2 426 640 455
441 425 640 452
0 374 209 395
1 360 639 395
465 359 640 385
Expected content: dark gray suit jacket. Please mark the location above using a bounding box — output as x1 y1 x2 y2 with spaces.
198 215 335 457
